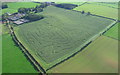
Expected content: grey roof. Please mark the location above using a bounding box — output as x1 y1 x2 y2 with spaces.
14 20 24 25
13 19 29 25
8 13 25 21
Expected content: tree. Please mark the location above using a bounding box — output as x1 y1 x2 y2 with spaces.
87 12 91 15
35 8 43 13
54 3 78 10
2 13 8 22
35 5 40 8
81 11 85 14
1 3 8 9
40 2 48 8
24 14 44 21
18 8 28 13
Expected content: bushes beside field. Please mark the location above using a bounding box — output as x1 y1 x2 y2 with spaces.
1 3 8 9
24 14 44 21
54 3 78 10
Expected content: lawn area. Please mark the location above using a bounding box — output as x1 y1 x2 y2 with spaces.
14 6 114 70
2 2 40 14
48 36 118 73
104 23 119 40
2 34 38 73
74 3 118 20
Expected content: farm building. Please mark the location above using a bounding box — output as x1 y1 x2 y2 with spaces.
45 2 55 6
6 12 12 16
8 13 25 21
13 19 29 25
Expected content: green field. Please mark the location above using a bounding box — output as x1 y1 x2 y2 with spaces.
104 23 119 40
88 2 118 8
14 6 114 70
2 34 37 73
74 3 118 20
2 2 40 14
48 36 118 73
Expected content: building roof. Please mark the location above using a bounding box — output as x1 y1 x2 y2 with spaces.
13 20 24 25
8 13 25 21
13 19 29 25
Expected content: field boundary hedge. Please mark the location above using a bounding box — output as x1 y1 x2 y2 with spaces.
91 14 117 21
71 10 117 21
78 2 88 6
7 21 46 74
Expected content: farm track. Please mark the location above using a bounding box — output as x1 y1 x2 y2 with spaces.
7 22 46 74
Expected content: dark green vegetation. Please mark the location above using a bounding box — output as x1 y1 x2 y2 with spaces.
48 36 118 73
104 23 119 40
14 6 114 70
2 34 38 73
54 3 78 10
17 3 47 14
24 14 44 21
2 2 40 14
1 3 8 9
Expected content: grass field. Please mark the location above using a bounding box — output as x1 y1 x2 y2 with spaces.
48 36 118 73
2 34 38 73
2 2 40 14
88 2 118 8
104 23 119 40
74 3 118 20
14 6 114 70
